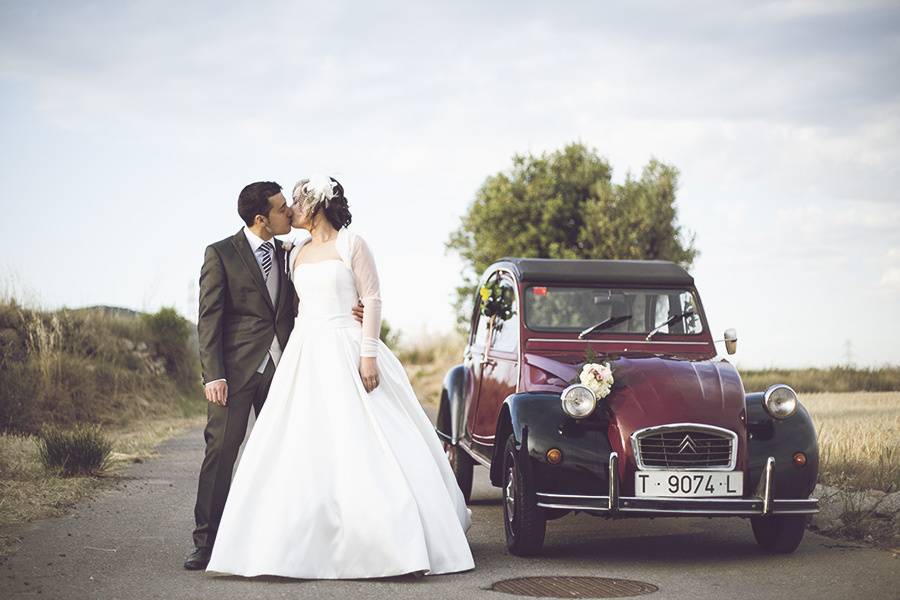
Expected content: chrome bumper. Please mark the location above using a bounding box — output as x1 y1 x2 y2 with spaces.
535 453 819 517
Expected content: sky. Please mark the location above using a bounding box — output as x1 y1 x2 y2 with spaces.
1 0 898 368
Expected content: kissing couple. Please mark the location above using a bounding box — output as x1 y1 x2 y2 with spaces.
183 177 474 578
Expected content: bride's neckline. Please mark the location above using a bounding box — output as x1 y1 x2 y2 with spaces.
296 258 343 267
293 229 347 269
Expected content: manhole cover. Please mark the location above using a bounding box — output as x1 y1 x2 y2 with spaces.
491 576 658 598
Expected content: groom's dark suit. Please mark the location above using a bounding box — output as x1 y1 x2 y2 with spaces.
192 229 297 550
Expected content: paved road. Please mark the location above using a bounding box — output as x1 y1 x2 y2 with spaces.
2 423 898 600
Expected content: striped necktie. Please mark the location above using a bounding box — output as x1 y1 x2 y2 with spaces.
258 242 274 280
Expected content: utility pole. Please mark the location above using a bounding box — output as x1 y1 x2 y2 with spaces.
843 339 854 368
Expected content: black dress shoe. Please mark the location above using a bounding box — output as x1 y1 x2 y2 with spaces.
183 546 212 570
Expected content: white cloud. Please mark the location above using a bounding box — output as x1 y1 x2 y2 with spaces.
881 249 900 290
1 0 899 367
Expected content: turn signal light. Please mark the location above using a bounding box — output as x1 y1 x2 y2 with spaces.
793 452 807 467
547 448 563 464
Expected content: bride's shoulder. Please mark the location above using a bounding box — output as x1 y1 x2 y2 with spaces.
337 228 371 252
337 229 376 267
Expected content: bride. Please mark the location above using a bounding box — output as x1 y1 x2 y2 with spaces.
205 176 474 579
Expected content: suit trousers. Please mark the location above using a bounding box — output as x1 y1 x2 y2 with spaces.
192 358 276 549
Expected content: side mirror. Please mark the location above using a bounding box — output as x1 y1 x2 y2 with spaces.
724 328 738 355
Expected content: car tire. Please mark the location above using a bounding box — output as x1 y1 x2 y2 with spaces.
443 441 473 503
502 434 546 556
750 514 808 553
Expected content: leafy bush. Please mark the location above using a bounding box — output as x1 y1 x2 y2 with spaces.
141 307 199 390
380 320 401 350
36 424 113 476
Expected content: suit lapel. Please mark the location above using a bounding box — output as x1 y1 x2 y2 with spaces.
273 240 288 315
230 229 275 315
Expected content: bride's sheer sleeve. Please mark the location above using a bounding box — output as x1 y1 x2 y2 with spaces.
349 234 382 358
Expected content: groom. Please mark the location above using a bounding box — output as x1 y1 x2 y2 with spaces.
184 181 362 570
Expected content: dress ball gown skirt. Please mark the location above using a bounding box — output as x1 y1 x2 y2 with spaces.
206 313 474 579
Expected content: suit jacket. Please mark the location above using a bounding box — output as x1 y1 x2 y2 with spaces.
198 229 298 393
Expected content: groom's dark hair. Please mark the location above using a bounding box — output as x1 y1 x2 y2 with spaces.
238 181 282 227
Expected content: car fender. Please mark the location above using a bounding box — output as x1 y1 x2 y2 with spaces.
745 391 819 499
436 364 466 445
489 392 612 491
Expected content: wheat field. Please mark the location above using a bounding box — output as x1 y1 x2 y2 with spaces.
802 392 900 492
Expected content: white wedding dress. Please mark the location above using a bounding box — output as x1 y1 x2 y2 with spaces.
206 228 474 579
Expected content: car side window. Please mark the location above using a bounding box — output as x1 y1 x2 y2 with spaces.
489 277 519 353
472 281 493 349
472 312 490 349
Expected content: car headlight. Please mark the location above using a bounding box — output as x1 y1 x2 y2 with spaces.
561 384 597 418
764 384 798 419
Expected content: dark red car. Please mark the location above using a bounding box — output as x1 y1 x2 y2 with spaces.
437 258 819 556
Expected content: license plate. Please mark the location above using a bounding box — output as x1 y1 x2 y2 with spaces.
634 471 743 497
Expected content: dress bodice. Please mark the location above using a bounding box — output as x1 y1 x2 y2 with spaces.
287 229 383 356
293 260 360 322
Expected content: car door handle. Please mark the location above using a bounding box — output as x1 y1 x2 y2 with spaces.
480 357 497 368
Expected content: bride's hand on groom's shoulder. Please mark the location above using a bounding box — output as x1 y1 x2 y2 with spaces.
359 357 379 393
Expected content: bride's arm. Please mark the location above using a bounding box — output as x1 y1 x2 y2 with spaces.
350 234 382 391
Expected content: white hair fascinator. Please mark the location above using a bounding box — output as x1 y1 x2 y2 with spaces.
294 175 337 208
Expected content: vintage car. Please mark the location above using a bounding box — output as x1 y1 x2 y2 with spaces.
437 258 819 556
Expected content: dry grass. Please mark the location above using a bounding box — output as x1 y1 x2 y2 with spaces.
740 366 900 394
397 333 466 408
0 300 204 435
0 416 204 556
802 392 900 493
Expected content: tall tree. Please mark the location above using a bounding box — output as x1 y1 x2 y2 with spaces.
446 143 698 325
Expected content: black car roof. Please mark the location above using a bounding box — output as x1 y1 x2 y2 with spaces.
489 257 695 287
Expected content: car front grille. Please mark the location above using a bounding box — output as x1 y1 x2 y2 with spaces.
633 425 736 470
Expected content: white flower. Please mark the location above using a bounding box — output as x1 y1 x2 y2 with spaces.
580 362 614 399
282 239 296 276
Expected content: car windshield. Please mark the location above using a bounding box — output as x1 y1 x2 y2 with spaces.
524 286 704 335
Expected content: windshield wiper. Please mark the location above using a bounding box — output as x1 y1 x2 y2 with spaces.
645 309 695 341
578 315 632 339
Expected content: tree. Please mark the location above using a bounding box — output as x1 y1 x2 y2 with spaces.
446 143 698 326
380 319 401 350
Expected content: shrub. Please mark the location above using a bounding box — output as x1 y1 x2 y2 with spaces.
0 299 203 435
380 320 401 350
36 424 113 476
141 307 199 390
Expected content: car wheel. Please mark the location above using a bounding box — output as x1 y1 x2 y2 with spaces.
502 433 546 556
750 514 808 553
443 441 473 503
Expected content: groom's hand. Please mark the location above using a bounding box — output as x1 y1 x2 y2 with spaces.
351 300 364 324
205 381 228 406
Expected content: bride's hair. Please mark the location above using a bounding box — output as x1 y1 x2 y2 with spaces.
293 176 352 230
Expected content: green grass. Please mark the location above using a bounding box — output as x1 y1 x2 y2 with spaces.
36 424 113 476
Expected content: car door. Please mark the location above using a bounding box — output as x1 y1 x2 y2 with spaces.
463 277 494 450
470 274 520 450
